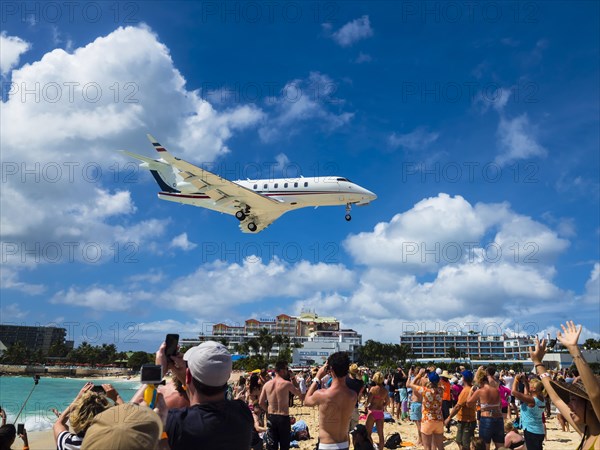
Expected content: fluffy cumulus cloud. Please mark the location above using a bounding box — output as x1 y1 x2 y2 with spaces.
258 72 353 142
161 257 356 317
0 32 31 75
330 16 374 47
344 194 568 272
0 25 264 277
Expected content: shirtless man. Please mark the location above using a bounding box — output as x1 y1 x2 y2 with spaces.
259 360 301 450
304 352 357 450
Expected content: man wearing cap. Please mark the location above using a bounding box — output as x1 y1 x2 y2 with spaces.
305 352 357 450
165 341 253 450
259 360 302 450
445 371 477 450
346 363 365 432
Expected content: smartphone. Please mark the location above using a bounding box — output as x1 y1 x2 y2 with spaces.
17 423 24 435
140 364 163 384
91 385 105 394
165 334 179 359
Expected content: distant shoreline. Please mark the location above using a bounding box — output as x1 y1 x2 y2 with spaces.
0 364 134 378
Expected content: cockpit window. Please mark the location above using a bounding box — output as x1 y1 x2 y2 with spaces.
336 177 351 182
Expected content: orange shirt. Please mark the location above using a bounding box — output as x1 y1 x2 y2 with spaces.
441 378 451 401
456 386 477 422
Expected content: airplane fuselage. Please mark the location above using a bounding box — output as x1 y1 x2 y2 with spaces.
159 176 376 212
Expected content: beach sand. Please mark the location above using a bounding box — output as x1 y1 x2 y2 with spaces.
26 402 580 449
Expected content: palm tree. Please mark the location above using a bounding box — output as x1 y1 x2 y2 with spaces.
247 338 261 357
258 328 274 361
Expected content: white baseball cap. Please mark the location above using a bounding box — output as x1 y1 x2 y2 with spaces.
436 368 442 375
184 341 232 387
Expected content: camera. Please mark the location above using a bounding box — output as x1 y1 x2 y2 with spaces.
91 385 105 394
140 364 163 385
165 334 179 360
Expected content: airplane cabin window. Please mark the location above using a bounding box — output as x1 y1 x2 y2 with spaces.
294 182 298 188
284 183 288 188
263 183 268 189
274 183 278 188
253 184 257 189
304 182 308 187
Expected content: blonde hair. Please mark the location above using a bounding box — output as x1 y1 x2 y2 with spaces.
529 378 546 396
69 391 109 435
372 372 384 385
504 420 515 432
475 369 488 386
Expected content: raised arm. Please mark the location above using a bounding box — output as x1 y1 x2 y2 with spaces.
557 321 600 422
407 368 424 389
511 375 534 407
530 336 581 433
304 363 327 407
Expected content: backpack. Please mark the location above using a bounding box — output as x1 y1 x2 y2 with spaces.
384 432 402 449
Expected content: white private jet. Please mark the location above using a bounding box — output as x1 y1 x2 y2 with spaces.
123 135 377 233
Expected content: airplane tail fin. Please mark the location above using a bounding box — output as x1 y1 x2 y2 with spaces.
120 149 179 193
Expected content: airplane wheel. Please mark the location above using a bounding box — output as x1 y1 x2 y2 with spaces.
235 210 246 221
345 214 352 221
247 222 257 232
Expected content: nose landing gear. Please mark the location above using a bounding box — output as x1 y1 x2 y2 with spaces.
345 203 352 221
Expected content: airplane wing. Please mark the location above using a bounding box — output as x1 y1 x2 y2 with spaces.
145 135 287 232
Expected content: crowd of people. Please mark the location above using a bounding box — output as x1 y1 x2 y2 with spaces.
0 320 598 450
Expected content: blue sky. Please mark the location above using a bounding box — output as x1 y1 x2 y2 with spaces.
1 1 598 351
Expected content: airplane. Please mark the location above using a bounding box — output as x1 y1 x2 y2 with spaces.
122 134 377 233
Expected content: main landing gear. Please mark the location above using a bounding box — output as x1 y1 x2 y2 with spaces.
345 203 352 221
235 205 250 221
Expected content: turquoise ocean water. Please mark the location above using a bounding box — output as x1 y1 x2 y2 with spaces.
0 376 140 431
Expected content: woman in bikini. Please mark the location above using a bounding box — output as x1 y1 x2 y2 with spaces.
407 368 444 450
365 372 389 450
530 321 600 450
467 367 504 450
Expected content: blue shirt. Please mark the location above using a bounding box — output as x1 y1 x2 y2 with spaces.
520 397 545 435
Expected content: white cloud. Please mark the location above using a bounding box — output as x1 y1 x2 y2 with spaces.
1 25 264 268
0 267 45 295
258 72 353 142
51 286 139 311
161 257 356 317
330 16 374 47
170 233 197 251
495 114 547 166
344 193 569 274
0 32 31 75
388 127 439 151
582 263 599 304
